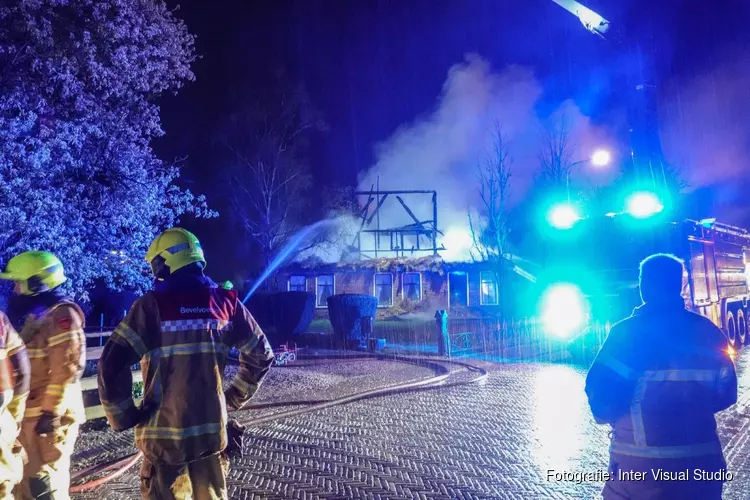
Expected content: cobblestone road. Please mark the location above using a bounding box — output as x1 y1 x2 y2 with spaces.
73 352 750 500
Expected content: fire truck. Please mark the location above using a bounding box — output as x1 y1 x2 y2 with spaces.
538 214 750 350
537 1 750 350
682 219 750 346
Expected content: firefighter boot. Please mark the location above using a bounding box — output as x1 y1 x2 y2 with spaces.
16 417 78 500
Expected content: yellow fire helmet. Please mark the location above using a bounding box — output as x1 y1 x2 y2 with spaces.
0 251 67 295
145 227 206 279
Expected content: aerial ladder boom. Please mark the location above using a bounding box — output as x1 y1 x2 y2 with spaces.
549 0 611 37
548 0 667 194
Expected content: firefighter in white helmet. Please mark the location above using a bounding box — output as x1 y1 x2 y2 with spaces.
0 251 86 500
98 228 273 499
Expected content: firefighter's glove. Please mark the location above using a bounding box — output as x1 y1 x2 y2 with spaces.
224 419 246 459
110 401 154 432
132 401 155 427
138 402 156 423
35 412 61 436
224 387 243 412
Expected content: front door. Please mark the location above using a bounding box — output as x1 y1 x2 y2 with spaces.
449 272 469 308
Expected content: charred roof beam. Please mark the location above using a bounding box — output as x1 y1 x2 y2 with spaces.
396 195 426 230
366 193 389 225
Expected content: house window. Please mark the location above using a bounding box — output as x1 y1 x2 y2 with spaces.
316 275 334 308
402 272 422 302
288 275 306 292
480 271 498 305
448 272 469 308
374 273 393 307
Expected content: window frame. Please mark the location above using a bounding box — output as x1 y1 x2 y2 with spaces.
373 272 394 308
287 275 307 292
401 272 423 302
315 274 335 308
479 271 499 306
447 271 470 307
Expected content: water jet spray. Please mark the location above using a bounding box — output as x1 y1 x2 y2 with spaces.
242 219 339 304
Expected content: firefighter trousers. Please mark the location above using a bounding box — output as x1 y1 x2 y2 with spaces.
602 453 725 500
0 436 24 500
14 416 79 500
139 453 229 500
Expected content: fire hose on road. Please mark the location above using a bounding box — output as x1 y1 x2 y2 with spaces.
69 354 489 493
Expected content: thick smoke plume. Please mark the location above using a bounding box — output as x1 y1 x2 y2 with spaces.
355 54 611 262
660 53 750 225
298 51 750 266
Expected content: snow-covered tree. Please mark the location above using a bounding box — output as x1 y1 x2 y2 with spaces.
0 0 214 299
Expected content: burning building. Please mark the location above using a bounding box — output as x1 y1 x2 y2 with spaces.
276 188 537 319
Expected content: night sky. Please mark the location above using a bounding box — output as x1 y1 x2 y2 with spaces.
154 0 750 280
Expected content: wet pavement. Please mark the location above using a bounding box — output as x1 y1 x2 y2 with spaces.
71 351 750 499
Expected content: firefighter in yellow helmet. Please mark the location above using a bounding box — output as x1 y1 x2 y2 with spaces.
98 228 274 499
0 309 31 499
0 252 86 500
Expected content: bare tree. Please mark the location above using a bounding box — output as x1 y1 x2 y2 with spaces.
468 122 512 312
218 71 359 288
537 115 576 190
218 72 325 286
225 146 312 268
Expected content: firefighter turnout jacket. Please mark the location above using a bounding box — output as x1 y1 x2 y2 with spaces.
0 312 30 489
98 281 274 465
20 303 86 425
585 298 737 460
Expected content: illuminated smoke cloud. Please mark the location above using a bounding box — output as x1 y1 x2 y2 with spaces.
355 53 609 262
659 53 750 224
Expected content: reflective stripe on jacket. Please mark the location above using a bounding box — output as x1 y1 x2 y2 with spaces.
585 298 737 460
97 286 274 465
19 303 86 423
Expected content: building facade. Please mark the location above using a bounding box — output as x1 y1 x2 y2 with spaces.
276 256 526 319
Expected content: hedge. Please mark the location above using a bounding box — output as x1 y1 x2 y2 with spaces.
327 294 378 345
245 291 315 344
